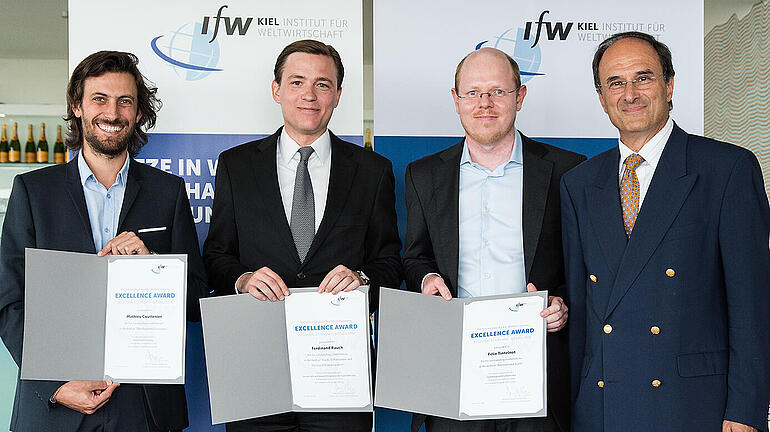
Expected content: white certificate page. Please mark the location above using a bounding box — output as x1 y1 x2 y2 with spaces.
103 257 185 382
459 295 546 417
284 290 371 409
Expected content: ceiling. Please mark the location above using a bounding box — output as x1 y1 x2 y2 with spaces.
0 0 761 60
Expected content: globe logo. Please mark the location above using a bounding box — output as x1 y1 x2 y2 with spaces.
476 28 544 83
151 22 223 81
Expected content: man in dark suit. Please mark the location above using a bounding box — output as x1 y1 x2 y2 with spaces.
202 39 401 431
402 47 585 432
561 31 770 432
0 51 207 432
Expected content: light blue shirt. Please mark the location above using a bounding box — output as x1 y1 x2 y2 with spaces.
457 131 526 298
78 154 130 251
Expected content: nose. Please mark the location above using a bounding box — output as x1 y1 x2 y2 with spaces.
478 92 493 108
301 86 317 101
103 100 120 120
622 81 639 103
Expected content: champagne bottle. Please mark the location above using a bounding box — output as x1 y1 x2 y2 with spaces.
36 123 49 163
0 124 8 163
53 125 66 163
8 122 21 163
24 124 36 163
364 128 373 151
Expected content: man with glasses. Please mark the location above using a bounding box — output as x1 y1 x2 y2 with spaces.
403 47 585 432
561 31 769 431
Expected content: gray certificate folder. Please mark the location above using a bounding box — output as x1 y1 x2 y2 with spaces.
375 288 547 420
200 287 373 424
21 248 187 384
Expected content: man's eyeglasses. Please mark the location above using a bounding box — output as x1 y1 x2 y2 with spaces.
597 75 658 94
456 88 518 101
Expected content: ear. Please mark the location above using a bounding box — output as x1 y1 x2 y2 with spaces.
596 88 609 114
72 103 83 119
665 76 674 105
333 87 342 108
515 85 527 111
271 80 281 103
135 109 143 123
451 88 461 114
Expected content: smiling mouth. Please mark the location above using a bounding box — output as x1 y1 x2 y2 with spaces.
96 122 125 133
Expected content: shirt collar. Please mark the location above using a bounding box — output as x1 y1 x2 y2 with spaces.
78 151 130 188
618 117 674 168
460 130 523 167
278 128 332 166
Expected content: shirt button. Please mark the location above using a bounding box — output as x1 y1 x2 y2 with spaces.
106 193 111 199
603 324 613 334
484 273 491 279
485 241 490 247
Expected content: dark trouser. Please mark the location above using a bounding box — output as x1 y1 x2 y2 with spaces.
425 415 560 432
226 412 373 432
76 384 172 432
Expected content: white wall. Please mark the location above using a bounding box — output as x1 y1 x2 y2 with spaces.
0 58 68 105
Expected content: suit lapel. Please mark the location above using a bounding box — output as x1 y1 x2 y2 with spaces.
433 142 463 294
521 135 553 280
64 157 96 251
251 131 302 265
118 159 141 230
585 148 627 316
605 125 697 318
303 133 357 266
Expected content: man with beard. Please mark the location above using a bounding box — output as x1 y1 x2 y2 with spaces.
402 47 585 432
0 51 207 432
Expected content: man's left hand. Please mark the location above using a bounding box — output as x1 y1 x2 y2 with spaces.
722 420 757 432
97 231 150 256
318 265 362 295
526 283 568 332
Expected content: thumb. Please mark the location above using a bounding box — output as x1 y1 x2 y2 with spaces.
526 283 537 293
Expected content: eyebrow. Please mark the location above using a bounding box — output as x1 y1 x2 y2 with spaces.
90 92 136 100
286 74 334 84
605 69 655 83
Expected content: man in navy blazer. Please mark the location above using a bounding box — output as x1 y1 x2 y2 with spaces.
561 32 769 431
0 51 207 432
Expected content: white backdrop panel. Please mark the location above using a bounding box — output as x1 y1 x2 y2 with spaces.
69 0 363 135
374 0 703 138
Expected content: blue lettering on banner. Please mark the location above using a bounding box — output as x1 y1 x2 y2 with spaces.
470 328 535 339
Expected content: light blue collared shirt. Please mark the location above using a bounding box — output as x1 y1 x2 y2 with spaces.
457 131 526 298
78 154 130 252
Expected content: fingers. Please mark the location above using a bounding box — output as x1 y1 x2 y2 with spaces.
318 265 361 295
421 275 452 300
244 267 289 301
526 283 537 292
97 232 149 256
541 296 568 332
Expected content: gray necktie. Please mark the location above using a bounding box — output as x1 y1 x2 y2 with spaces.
290 146 315 262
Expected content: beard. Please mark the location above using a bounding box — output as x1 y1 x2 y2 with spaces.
460 112 516 147
83 118 133 157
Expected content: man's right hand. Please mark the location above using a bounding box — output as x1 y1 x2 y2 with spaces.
236 267 290 301
53 380 120 415
421 274 452 300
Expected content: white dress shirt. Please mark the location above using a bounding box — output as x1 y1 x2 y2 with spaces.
617 117 673 208
276 129 332 232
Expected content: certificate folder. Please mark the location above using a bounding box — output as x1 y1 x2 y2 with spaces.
374 288 547 420
200 287 373 424
21 248 187 384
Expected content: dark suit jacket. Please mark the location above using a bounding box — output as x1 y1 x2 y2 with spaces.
402 134 586 432
203 128 402 308
0 157 208 432
561 123 770 431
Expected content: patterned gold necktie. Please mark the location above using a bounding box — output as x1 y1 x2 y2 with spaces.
620 153 645 237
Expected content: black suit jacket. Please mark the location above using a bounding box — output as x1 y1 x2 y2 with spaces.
203 128 402 308
402 134 585 432
0 157 207 432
